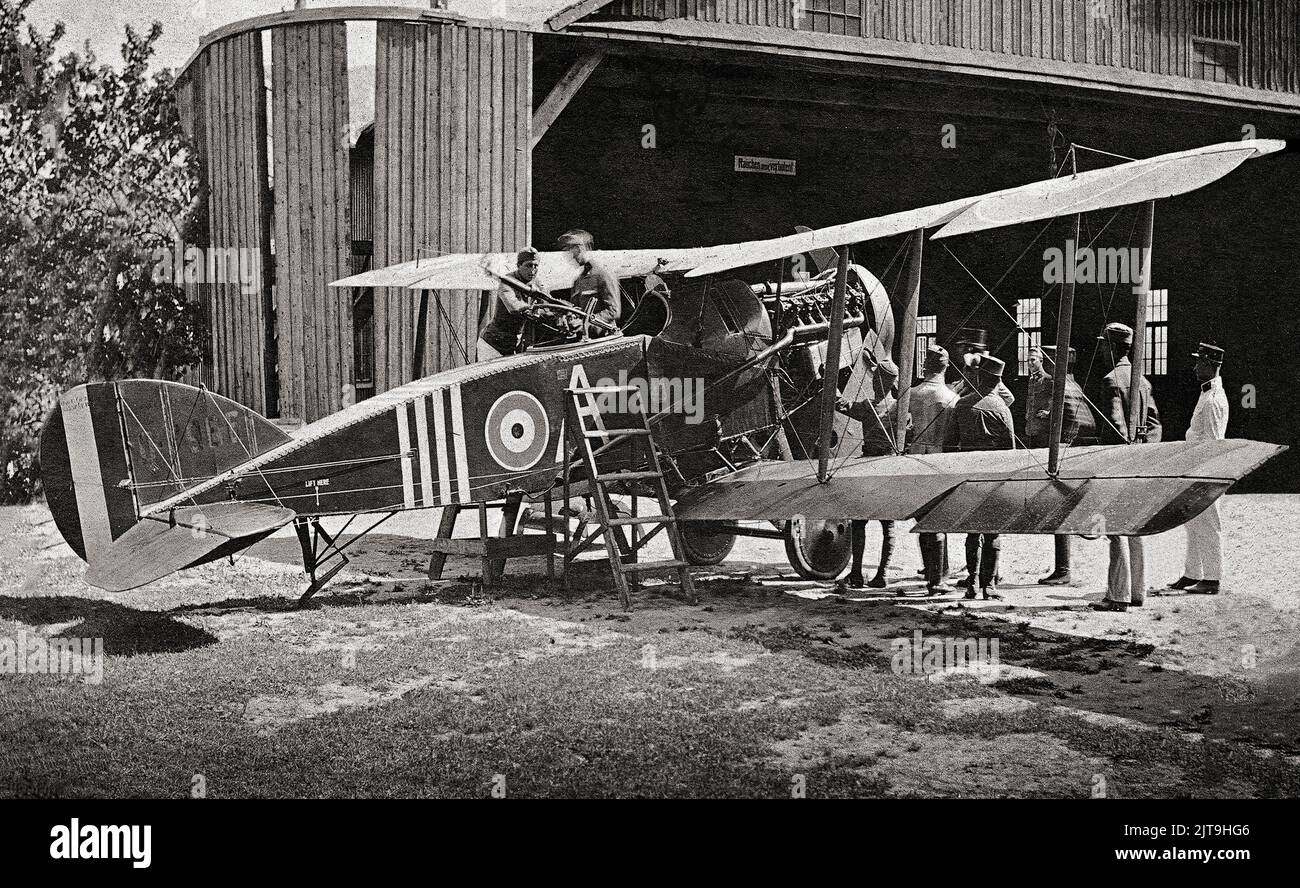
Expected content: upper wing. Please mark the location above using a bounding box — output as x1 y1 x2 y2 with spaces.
673 440 1284 536
331 139 1284 291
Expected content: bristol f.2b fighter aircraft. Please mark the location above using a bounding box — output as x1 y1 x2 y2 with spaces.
41 139 1288 604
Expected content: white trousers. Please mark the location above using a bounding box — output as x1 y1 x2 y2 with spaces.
1107 536 1145 604
1183 501 1223 581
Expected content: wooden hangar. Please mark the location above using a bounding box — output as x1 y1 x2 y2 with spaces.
173 1 1300 489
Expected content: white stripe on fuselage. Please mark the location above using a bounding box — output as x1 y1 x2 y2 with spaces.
395 403 415 509
415 394 434 507
432 388 452 505
60 387 114 560
450 384 470 504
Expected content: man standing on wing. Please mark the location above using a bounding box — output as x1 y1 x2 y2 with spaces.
945 354 1016 601
1167 343 1230 595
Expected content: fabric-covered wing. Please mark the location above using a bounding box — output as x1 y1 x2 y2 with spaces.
332 139 1284 290
673 440 1284 536
932 140 1282 239
332 247 721 293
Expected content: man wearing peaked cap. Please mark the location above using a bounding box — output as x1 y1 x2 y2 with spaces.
907 344 959 595
1028 344 1095 586
477 247 547 359
945 350 1016 600
1167 343 1229 595
1092 321 1161 612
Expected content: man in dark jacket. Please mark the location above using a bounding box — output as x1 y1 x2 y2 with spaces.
945 354 1016 600
1030 345 1096 585
557 229 620 339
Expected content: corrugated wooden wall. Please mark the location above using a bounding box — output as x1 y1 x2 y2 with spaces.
198 32 272 415
271 22 354 423
371 22 532 392
600 0 1299 92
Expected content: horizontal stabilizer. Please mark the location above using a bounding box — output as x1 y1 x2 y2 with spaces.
84 502 296 593
673 440 1284 535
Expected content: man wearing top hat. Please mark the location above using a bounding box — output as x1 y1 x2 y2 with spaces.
907 345 960 595
951 328 1015 408
1091 322 1160 612
477 247 547 359
836 352 907 589
945 354 1015 600
1027 344 1096 585
1166 343 1230 595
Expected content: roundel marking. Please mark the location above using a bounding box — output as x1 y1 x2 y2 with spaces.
485 390 550 472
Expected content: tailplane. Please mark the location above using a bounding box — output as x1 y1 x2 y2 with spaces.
41 380 293 567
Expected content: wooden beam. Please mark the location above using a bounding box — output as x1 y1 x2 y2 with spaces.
530 50 606 151
548 0 618 33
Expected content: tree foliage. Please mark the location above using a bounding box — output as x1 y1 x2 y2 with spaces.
0 0 204 502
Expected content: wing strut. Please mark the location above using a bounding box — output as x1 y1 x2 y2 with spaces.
817 250 850 481
1047 152 1082 477
893 229 924 451
1127 201 1156 443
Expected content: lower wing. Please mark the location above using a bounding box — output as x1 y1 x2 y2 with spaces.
673 440 1284 536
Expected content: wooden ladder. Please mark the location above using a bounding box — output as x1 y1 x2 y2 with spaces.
563 383 696 610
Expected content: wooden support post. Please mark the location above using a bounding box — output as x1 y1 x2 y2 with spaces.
818 250 850 482
427 504 460 580
489 492 524 580
477 503 491 585
893 229 924 452
1127 201 1156 444
530 51 605 151
411 291 428 381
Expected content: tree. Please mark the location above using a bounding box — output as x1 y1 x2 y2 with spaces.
0 0 204 502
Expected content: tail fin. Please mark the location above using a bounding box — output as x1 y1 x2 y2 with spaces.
41 380 292 563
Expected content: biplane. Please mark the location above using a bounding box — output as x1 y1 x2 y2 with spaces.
41 139 1288 605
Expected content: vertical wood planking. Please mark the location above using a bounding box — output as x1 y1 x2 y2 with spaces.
270 22 352 423
200 33 269 414
372 22 531 392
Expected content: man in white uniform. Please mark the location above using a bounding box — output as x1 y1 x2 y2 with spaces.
1167 343 1230 595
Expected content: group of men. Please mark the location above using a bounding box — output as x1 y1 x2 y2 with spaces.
835 323 1231 610
475 228 621 359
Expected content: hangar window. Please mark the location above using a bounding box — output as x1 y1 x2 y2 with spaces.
1144 289 1169 376
797 0 864 37
914 315 936 379
1016 298 1042 377
1191 39 1240 85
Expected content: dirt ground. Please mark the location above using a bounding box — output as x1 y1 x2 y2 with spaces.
1 495 1299 798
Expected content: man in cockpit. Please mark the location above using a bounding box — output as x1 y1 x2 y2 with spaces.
477 247 546 359
557 229 621 339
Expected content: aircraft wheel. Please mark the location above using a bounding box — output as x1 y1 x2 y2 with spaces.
783 517 852 580
679 521 736 566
